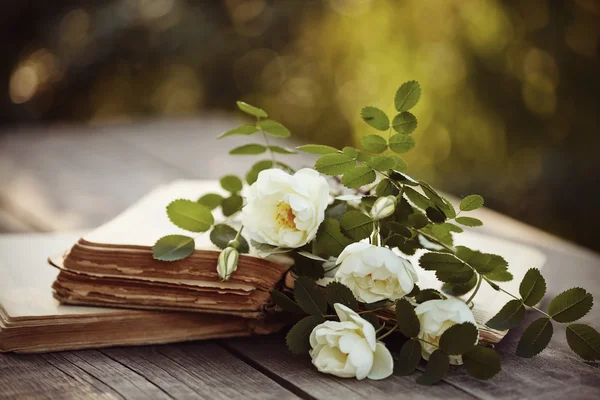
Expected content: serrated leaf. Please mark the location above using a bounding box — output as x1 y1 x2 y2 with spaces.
269 146 296 154
375 179 399 197
548 288 593 323
315 219 353 258
484 265 514 282
197 193 223 210
315 153 355 176
419 181 446 209
404 187 431 210
221 195 243 217
439 322 478 355
152 235 195 261
415 288 445 303
392 112 417 134
294 276 327 316
455 246 500 274
297 144 339 154
389 155 408 172
246 160 273 185
395 298 420 338
516 317 553 358
417 350 449 385
419 252 473 284
519 268 547 306
220 175 243 193
408 213 429 229
340 210 374 241
258 119 291 137
460 195 484 211
389 134 416 153
342 147 359 158
286 315 323 354
341 165 376 188
455 216 483 227
360 135 388 153
294 254 326 280
463 346 501 380
426 207 446 224
395 339 422 376
271 290 305 315
444 223 463 233
566 323 600 361
237 101 267 118
325 282 358 311
361 106 390 131
486 299 525 330
229 144 267 155
394 81 421 112
367 155 397 172
297 251 328 262
442 274 478 296
209 224 249 253
167 199 214 232
217 124 258 139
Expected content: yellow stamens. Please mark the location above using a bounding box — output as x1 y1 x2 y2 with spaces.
275 202 297 230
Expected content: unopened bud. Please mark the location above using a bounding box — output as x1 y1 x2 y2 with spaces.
370 195 397 220
217 247 239 281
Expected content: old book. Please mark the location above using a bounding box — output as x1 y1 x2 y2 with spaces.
0 232 284 353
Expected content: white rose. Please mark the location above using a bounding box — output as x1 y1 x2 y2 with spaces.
241 168 330 248
334 242 418 303
414 298 477 365
310 303 393 380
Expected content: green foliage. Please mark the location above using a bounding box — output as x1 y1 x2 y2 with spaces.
166 199 214 232
221 195 243 216
152 235 195 261
404 187 431 210
426 207 446 224
388 134 416 153
439 323 478 355
417 350 449 385
325 282 358 311
246 160 273 185
360 106 390 131
314 219 353 257
408 213 429 229
209 224 249 253
257 119 291 137
367 155 397 172
566 324 600 361
389 155 408 171
296 144 339 154
516 317 553 358
294 276 327 317
341 165 377 188
286 315 324 355
395 298 420 338
217 124 258 139
270 290 305 314
360 135 388 153
419 252 474 284
340 210 374 241
197 193 223 210
414 288 445 303
220 175 243 193
237 101 268 118
442 274 477 296
455 216 483 227
394 81 421 112
463 346 501 380
375 179 399 197
269 146 297 154
548 288 593 323
486 300 526 330
315 153 355 175
229 144 267 155
456 246 504 274
392 112 418 134
293 253 326 280
519 268 546 306
459 195 484 211
395 339 422 376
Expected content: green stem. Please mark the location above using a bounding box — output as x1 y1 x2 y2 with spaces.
416 337 439 349
234 225 244 241
465 273 482 305
258 117 277 165
372 221 381 246
377 323 398 340
482 277 551 318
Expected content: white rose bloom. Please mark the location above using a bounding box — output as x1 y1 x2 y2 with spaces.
414 298 477 365
241 168 330 248
334 242 418 303
310 303 393 380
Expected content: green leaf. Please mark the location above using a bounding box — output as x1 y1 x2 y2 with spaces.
258 119 291 137
246 160 273 185
548 288 593 323
404 187 431 210
375 179 399 197
297 144 339 154
360 106 390 131
325 282 358 311
394 81 421 112
286 315 324 354
392 112 418 134
340 210 374 241
463 346 501 380
395 339 422 376
486 300 526 330
237 101 268 118
362 313 382 330
455 246 500 274
419 181 446 209
217 124 258 139
389 155 408 172
484 265 514 282
442 274 478 296
229 144 267 155
166 199 214 232
342 147 359 158
366 155 397 172
271 290 305 315
395 298 420 338
439 322 478 355
269 146 296 154
220 175 243 193
315 219 353 258
293 254 326 280
519 268 547 306
152 235 195 261
408 213 429 229
460 195 484 211
566 323 600 361
315 153 355 176
426 207 447 224
294 276 327 316
444 222 463 233
417 350 449 385
221 195 243 217
197 193 223 210
209 224 249 253
415 288 445 303
389 134 416 153
516 317 553 358
419 252 473 284
455 216 483 227
341 165 376 188
360 135 388 153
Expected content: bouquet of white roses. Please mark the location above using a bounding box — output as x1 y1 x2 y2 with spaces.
154 81 598 384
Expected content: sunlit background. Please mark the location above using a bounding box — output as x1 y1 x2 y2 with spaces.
1 0 599 251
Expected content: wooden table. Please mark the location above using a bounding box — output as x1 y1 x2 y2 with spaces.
1 117 599 399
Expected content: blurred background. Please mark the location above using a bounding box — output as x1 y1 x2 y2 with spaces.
0 0 599 251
